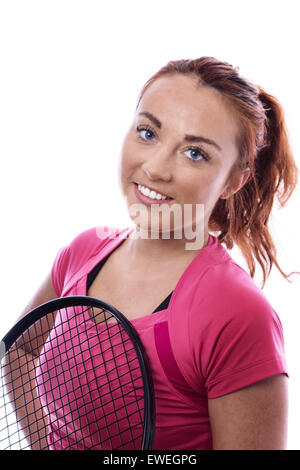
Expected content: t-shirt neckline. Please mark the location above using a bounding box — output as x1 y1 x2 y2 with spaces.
79 226 217 326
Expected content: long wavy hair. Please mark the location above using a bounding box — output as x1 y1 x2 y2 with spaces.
136 57 299 288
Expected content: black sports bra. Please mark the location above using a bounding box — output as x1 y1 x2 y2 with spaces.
86 250 173 313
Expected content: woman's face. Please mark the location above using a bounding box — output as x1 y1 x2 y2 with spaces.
118 73 248 240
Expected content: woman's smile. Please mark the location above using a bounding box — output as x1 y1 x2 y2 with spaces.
134 182 174 206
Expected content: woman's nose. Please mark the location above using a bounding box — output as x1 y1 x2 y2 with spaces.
141 147 173 182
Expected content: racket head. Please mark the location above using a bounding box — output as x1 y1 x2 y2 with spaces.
0 296 155 450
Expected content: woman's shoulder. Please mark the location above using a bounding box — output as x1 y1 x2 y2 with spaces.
178 235 279 325
188 254 284 356
60 225 131 258
205 260 273 316
51 225 131 296
168 238 287 399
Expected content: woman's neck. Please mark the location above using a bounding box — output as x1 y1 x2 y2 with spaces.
122 228 210 267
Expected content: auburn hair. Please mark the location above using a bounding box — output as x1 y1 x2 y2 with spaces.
136 57 299 288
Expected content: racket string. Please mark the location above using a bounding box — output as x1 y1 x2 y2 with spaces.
0 303 148 450
87 306 143 450
0 344 50 449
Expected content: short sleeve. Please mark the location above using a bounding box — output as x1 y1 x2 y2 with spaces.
187 263 289 400
50 226 101 297
50 226 123 298
204 292 288 399
51 245 70 297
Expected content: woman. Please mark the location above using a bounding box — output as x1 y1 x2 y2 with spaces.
17 57 298 450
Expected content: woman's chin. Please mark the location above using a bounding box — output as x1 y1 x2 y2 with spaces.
129 219 185 240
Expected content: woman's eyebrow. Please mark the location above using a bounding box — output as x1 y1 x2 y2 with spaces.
138 111 222 152
138 111 162 128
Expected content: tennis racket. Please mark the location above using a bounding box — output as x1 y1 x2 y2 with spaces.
0 295 155 450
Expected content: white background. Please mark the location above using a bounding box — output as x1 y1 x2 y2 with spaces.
0 0 299 449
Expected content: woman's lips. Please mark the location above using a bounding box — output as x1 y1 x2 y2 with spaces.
134 183 174 206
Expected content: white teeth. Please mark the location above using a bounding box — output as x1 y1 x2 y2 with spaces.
137 184 168 200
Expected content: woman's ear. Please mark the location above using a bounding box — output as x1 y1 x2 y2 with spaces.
220 167 250 200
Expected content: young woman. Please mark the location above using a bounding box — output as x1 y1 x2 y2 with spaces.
16 57 298 450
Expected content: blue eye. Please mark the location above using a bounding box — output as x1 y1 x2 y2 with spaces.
136 125 156 141
184 147 210 162
136 125 211 163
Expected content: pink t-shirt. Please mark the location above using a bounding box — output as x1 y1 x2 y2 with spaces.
38 226 288 450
